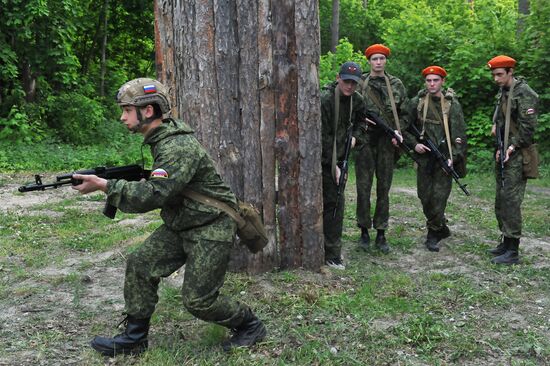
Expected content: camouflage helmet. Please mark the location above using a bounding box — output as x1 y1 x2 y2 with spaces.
116 78 171 114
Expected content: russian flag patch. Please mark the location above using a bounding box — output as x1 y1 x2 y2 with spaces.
150 168 168 178
143 84 157 94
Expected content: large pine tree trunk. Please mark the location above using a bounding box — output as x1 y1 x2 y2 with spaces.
154 0 323 273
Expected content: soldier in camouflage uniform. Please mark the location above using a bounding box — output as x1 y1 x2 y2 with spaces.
486 56 539 265
403 66 467 252
321 62 366 269
355 44 407 253
72 78 266 356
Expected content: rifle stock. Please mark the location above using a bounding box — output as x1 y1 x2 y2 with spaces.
18 164 150 219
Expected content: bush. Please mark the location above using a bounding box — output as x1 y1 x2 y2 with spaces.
46 92 110 145
319 38 367 87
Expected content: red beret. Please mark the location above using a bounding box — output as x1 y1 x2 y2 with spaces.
422 66 447 78
487 55 516 69
365 44 391 59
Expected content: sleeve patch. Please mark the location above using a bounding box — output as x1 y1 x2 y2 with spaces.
150 168 169 179
526 108 536 115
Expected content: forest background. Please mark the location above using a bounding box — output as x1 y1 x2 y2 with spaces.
0 0 548 173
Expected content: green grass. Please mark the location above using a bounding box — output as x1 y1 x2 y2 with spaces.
1 167 549 365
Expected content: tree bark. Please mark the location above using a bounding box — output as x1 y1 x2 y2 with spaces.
330 0 339 52
99 0 109 97
517 0 530 35
154 0 323 273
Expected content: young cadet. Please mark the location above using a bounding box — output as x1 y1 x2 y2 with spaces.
321 62 366 269
355 44 407 253
72 78 266 356
403 66 467 252
487 55 539 265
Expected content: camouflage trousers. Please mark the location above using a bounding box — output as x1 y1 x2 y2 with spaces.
417 157 452 231
322 168 345 261
355 135 396 230
495 152 527 238
123 215 248 329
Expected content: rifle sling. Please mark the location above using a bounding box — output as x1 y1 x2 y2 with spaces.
332 86 352 182
502 80 516 149
182 189 245 228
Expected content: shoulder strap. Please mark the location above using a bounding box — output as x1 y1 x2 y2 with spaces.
332 87 340 181
420 94 430 138
384 74 402 133
441 95 453 159
182 189 245 228
503 80 516 148
331 87 352 180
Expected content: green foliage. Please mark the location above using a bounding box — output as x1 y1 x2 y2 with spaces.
0 134 149 172
319 38 367 87
320 0 548 170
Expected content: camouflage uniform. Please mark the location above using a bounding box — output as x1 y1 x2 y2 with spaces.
106 118 247 328
355 73 407 231
321 81 366 261
493 78 538 239
403 89 467 232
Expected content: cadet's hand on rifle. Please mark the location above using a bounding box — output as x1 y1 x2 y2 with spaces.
334 166 341 186
503 145 514 163
447 159 453 168
391 130 403 146
351 136 356 148
414 143 431 154
491 124 496 136
71 174 108 194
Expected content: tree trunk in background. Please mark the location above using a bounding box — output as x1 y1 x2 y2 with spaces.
99 0 109 97
517 0 530 35
154 0 323 273
330 0 339 52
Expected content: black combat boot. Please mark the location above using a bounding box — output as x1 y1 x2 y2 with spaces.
436 225 451 241
425 229 440 252
358 228 370 251
487 235 508 256
222 308 267 352
90 316 150 357
491 237 519 265
375 230 390 254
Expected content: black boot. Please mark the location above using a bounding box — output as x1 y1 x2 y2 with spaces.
491 237 519 265
375 230 390 254
425 229 440 252
487 235 508 256
222 308 267 352
358 228 370 251
436 225 451 241
90 316 150 357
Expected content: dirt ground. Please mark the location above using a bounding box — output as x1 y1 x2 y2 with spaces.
1 173 549 365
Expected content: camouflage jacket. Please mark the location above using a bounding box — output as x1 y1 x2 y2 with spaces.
106 118 237 231
360 72 408 136
493 77 538 148
321 81 366 168
403 88 467 162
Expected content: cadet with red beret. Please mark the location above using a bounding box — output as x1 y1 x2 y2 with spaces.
355 44 408 253
487 55 539 265
402 66 467 252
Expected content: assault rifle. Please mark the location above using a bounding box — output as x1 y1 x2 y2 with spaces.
365 112 420 164
495 125 505 187
333 124 354 218
18 164 151 219
409 124 470 196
